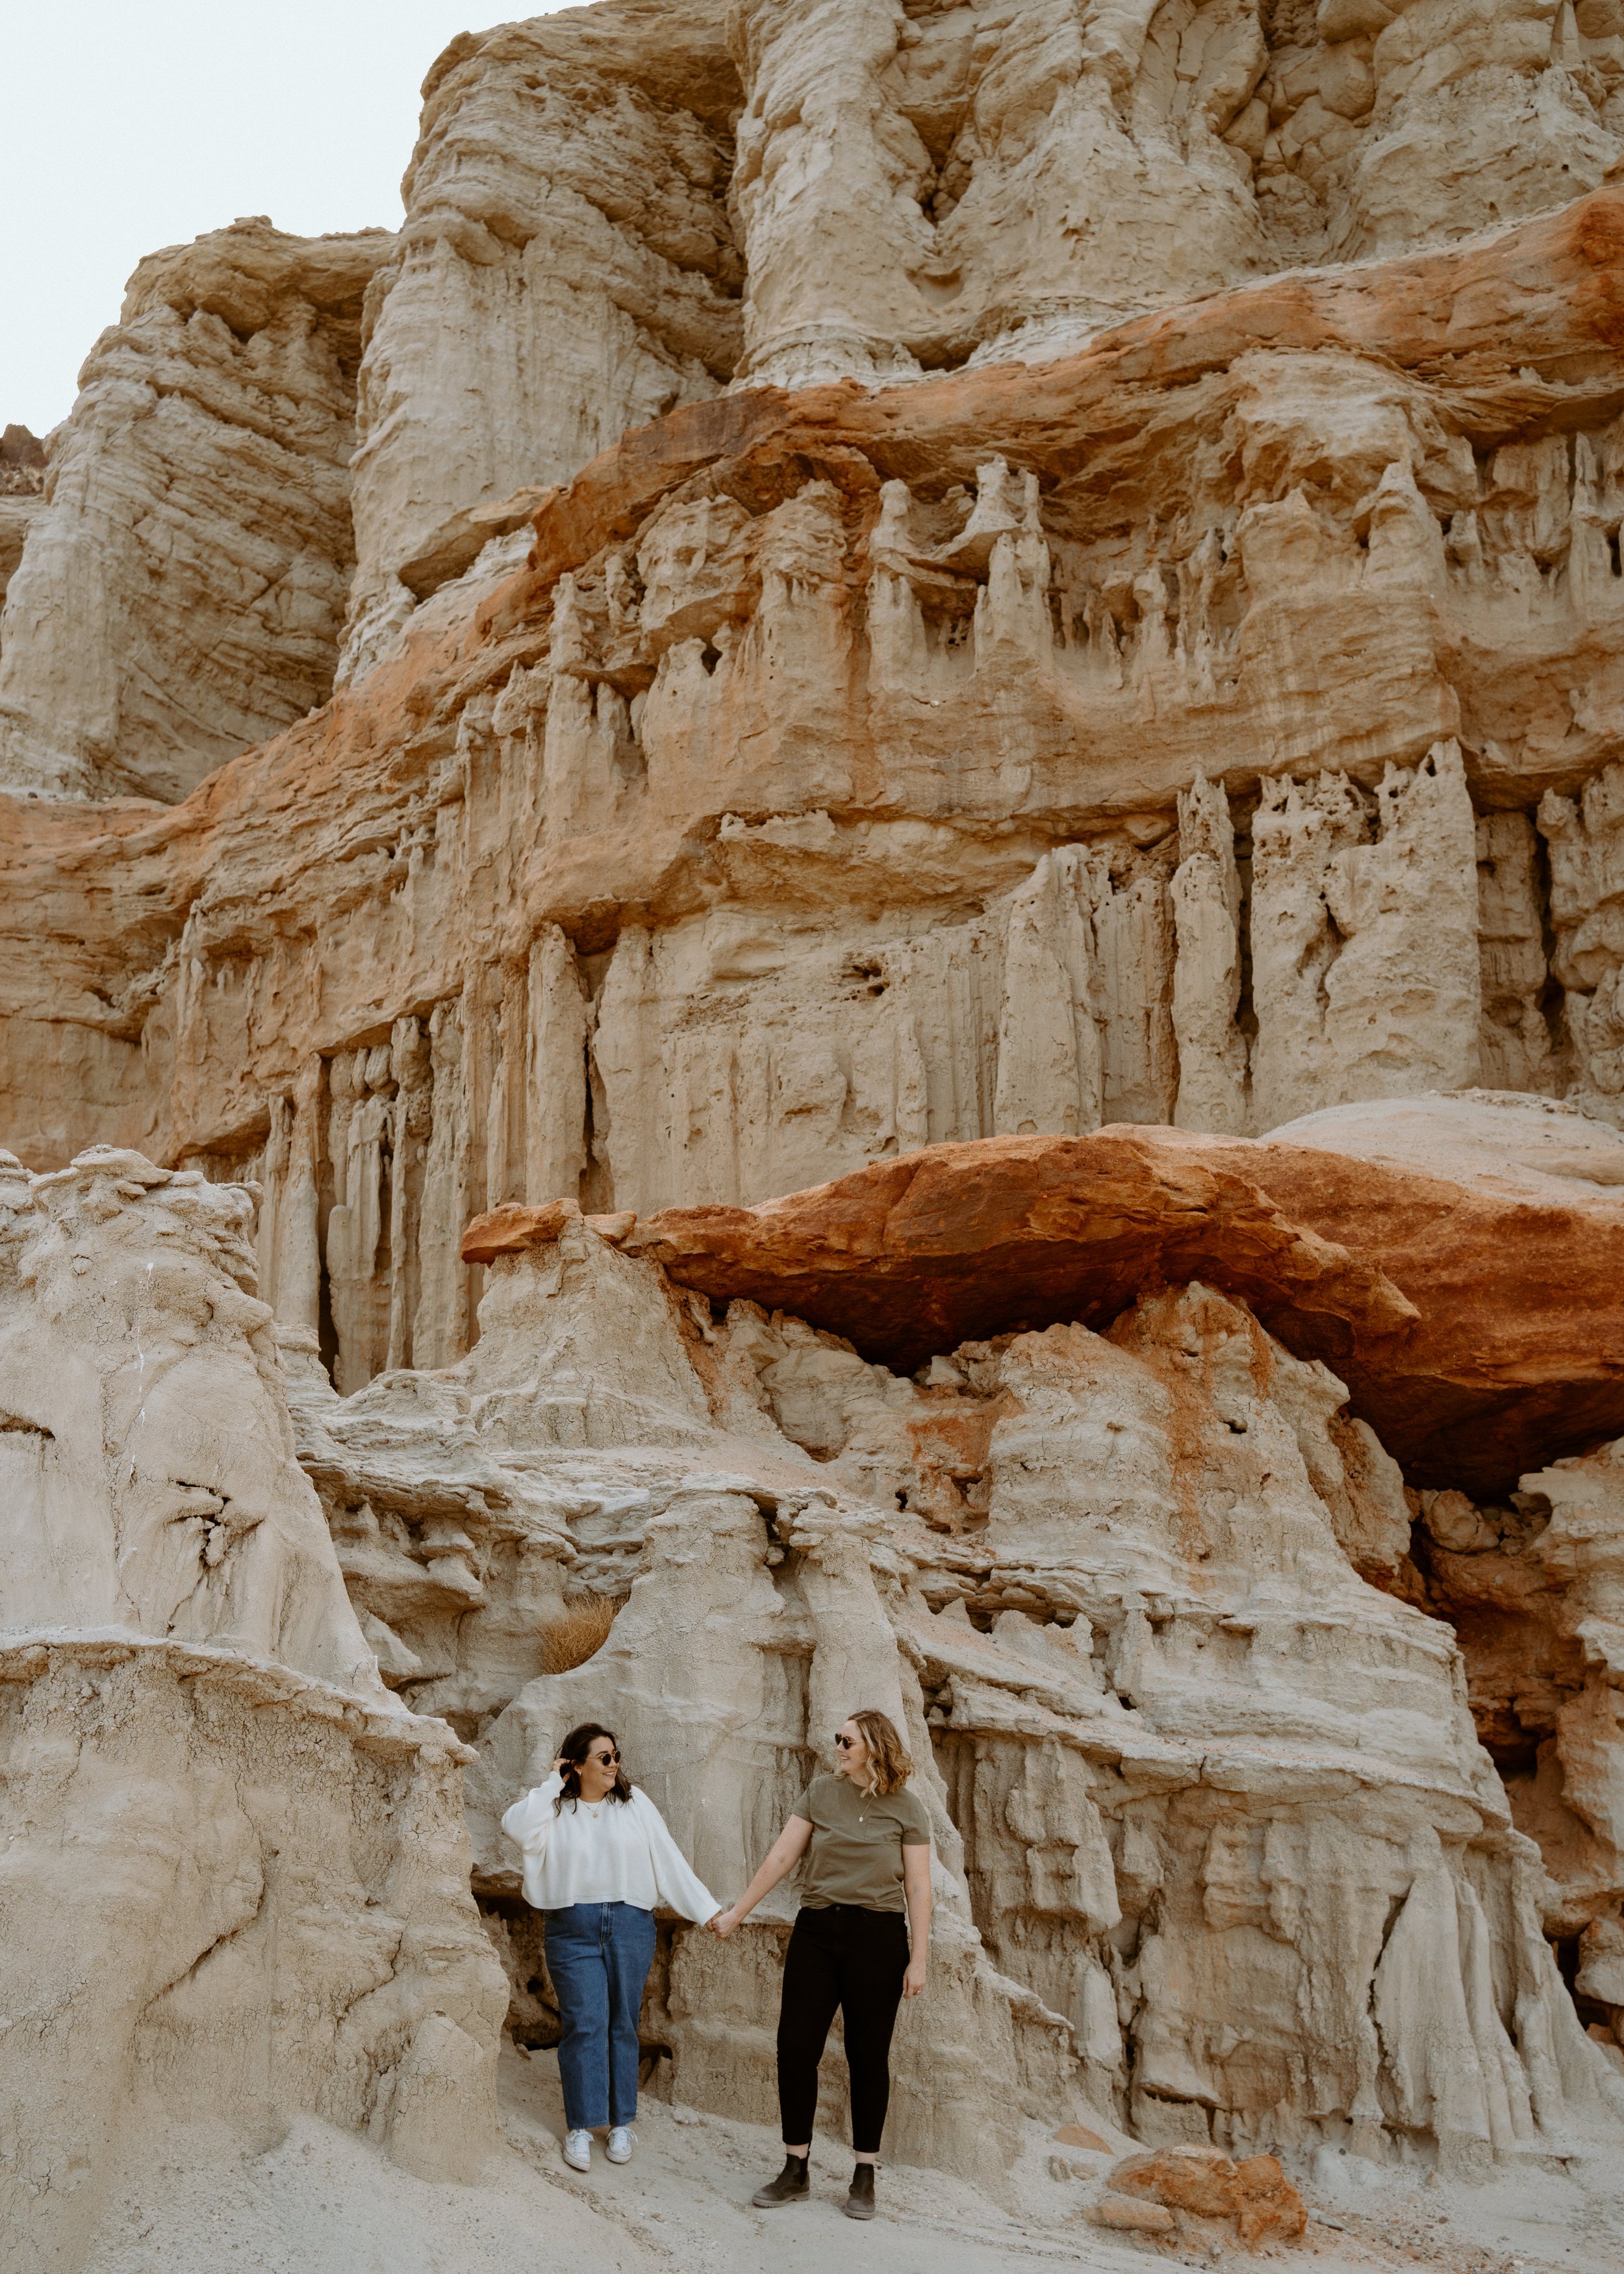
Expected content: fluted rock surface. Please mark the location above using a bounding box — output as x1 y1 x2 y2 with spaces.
6 0 1624 2251
0 1148 506 2274
12 0 1624 800
0 220 390 800
10 190 1624 1360
283 1199 1624 2184
341 1 742 682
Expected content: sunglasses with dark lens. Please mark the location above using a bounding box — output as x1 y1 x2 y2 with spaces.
834 1733 856 1748
586 1749 620 1765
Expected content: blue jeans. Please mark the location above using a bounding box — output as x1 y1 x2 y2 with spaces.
544 1902 657 2130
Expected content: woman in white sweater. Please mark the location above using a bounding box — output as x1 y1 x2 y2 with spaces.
501 1721 718 2171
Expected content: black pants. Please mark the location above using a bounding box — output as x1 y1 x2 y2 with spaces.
777 1903 910 2154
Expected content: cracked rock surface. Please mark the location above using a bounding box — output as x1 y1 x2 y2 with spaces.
8 3 1624 2266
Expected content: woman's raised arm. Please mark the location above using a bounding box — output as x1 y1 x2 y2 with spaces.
707 1815 813 1937
500 1767 565 1854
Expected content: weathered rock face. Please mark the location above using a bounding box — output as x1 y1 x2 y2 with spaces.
6 0 1624 2242
12 188 1624 1380
0 1147 507 2274
0 1144 377 1687
8 0 1624 812
337 0 1624 665
361 0 1619 418
0 426 44 619
0 220 391 800
1404 1435 1624 2019
341 1 742 683
726 0 1621 387
595 1118 1623 1498
280 1203 1624 2182
7 1135 1623 2227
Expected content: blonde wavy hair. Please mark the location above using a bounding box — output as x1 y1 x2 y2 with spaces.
844 1707 914 1798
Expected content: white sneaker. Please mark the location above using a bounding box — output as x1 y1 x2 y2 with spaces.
564 2129 592 2172
606 2127 635 2164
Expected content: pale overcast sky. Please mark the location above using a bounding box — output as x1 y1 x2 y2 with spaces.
1 1 575 438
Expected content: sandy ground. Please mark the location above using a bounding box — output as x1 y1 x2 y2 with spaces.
78 2044 1624 2274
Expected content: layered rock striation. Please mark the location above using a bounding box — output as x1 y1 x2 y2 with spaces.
13 0 1624 808
6 0 1624 2252
0 221 390 802
10 186 1624 1384
0 1149 506 2274
293 1188 1624 2182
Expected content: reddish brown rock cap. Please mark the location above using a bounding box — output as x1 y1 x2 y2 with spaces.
631 1127 1624 1495
461 1197 580 1264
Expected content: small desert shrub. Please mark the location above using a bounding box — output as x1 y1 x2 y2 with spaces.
540 1594 620 1674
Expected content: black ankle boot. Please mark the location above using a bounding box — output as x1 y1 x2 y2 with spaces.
845 2162 877 2220
752 2153 809 2208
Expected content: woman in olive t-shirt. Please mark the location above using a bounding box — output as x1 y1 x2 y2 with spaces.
709 1706 932 2223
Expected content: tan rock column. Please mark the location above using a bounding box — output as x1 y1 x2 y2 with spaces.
993 852 1102 1139
728 0 937 385
386 1016 432 1371
1542 761 1624 1127
1477 812 1556 1095
526 925 587 1206
275 1060 325 1340
1320 740 1482 1100
1252 742 1480 1129
415 995 474 1368
324 1047 392 1394
342 17 739 681
1171 773 1247 1134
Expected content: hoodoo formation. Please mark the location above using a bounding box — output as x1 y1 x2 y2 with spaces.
6 3 1624 2269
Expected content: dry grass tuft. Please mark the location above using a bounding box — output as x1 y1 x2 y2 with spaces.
540 1594 620 1674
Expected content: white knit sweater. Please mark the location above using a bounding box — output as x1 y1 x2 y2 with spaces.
501 1771 719 1920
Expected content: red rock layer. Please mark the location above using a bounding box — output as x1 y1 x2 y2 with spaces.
466 1127 1624 1497
511 186 1624 615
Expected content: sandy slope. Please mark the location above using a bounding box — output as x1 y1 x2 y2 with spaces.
77 2043 1624 2274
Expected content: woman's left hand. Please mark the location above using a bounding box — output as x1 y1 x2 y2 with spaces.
902 1956 927 2000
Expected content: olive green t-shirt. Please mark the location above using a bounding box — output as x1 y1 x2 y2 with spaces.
793 1772 932 1913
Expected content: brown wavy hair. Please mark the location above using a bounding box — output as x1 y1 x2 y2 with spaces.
554 1722 633 1813
845 1707 914 1798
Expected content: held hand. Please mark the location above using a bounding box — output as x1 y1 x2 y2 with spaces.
709 1905 741 1939
902 1956 927 2000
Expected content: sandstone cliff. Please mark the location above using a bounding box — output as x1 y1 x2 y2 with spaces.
7 1 1624 2262
0 1149 507 2274
10 187 1624 1349
0 222 390 800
